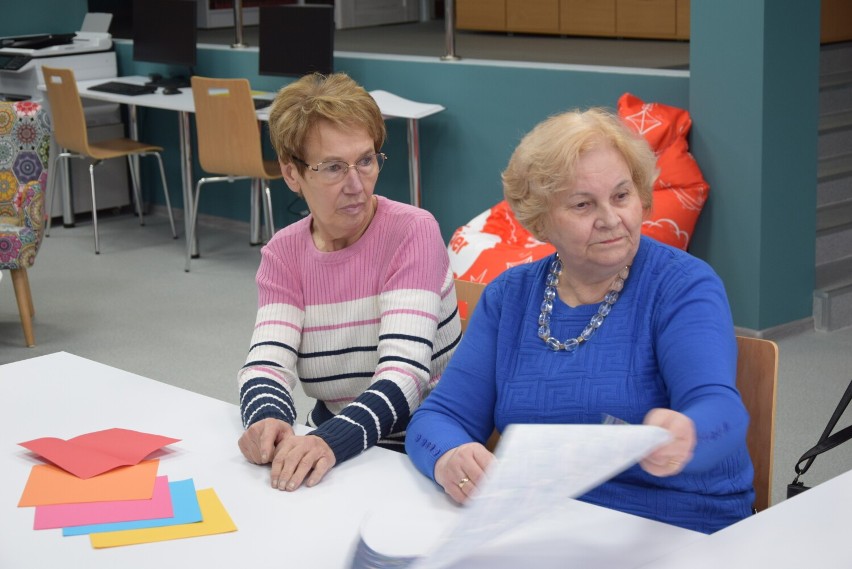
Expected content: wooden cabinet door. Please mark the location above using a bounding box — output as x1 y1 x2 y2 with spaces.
560 0 616 36
507 0 560 34
675 0 690 39
616 0 677 38
456 0 507 31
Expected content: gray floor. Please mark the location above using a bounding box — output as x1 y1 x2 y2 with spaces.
2 211 852 509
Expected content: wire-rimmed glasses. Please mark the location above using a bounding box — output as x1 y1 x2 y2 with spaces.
293 152 387 184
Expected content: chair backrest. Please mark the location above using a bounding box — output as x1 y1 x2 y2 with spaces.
190 76 267 178
454 279 486 333
40 66 90 154
0 100 49 269
735 335 779 512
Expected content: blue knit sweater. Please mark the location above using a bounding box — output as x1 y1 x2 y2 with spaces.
406 236 754 534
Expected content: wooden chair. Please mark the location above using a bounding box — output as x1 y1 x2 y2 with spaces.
41 66 176 255
454 278 486 333
735 335 779 512
482 334 779 513
186 76 282 272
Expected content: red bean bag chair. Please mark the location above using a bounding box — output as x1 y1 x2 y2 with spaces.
618 93 710 250
449 94 709 283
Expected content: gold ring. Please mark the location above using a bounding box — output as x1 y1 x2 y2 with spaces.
458 477 470 490
668 459 681 468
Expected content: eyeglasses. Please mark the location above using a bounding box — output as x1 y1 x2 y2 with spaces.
293 152 387 183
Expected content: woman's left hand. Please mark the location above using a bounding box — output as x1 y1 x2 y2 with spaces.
434 442 494 504
640 408 696 477
269 434 337 491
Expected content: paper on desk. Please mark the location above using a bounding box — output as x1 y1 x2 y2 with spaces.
34 475 173 529
64 478 201 536
89 488 236 548
409 424 672 569
18 460 159 507
19 428 180 479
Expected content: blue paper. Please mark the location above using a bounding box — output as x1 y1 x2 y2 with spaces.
63 479 201 536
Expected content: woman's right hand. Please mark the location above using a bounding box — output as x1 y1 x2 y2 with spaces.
434 442 495 504
238 418 294 465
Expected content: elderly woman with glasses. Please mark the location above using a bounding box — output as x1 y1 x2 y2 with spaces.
405 108 754 534
237 72 461 491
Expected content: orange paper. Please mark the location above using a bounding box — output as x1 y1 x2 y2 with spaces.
18 460 159 507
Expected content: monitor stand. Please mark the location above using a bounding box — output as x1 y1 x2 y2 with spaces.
145 73 191 90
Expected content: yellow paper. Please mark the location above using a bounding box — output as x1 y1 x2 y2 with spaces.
90 488 236 548
18 460 159 507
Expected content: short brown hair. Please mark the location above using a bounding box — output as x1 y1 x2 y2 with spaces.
502 108 657 241
267 72 386 173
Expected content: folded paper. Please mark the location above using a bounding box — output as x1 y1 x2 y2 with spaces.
18 460 159 507
19 428 179 479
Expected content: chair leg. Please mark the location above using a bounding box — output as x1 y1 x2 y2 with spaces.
89 161 101 255
151 152 177 238
184 179 205 272
126 155 145 226
262 181 275 241
21 268 35 318
10 268 35 347
45 153 66 237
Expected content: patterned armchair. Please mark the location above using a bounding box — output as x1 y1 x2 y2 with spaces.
0 100 50 347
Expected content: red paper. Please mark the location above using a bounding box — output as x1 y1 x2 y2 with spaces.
19 428 180 479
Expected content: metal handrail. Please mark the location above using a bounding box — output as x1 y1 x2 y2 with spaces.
231 0 248 48
441 0 461 61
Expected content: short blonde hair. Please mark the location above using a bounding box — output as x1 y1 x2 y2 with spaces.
267 72 386 173
502 108 657 241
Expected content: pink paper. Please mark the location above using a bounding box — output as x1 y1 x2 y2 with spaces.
19 428 180 479
33 476 173 530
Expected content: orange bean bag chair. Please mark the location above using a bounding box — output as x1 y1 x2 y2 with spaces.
449 94 709 284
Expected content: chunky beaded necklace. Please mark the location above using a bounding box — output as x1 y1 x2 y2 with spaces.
537 255 630 352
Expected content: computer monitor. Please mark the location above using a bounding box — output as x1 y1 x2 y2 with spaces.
132 0 197 68
259 5 334 78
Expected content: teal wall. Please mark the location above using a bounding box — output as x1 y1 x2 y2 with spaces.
3 2 89 36
689 0 819 330
4 2 822 333
117 42 689 245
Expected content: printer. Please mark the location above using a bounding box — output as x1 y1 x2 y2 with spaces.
0 13 131 222
0 13 116 110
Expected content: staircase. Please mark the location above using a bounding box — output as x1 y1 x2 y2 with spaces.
814 41 852 331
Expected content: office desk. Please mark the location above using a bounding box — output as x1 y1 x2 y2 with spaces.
255 89 443 210
1 352 702 568
72 79 444 261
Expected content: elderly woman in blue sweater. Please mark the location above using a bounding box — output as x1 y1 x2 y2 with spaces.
406 108 754 534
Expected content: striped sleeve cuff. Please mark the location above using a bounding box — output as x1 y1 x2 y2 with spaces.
239 377 297 428
312 379 410 463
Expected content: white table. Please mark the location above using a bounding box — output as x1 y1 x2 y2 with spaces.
368 90 444 209
637 468 852 568
71 78 444 261
0 352 703 568
255 88 443 209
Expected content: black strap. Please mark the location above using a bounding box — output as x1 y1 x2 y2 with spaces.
793 378 852 479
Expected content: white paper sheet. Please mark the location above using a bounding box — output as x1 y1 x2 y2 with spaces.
351 423 671 569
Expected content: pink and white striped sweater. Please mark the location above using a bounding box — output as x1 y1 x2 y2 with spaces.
238 196 461 463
